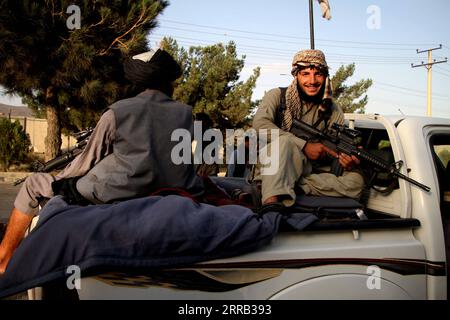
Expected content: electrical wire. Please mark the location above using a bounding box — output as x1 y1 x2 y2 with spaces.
153 34 424 65
371 85 450 101
159 19 438 48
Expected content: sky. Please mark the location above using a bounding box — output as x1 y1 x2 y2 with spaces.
2 0 450 118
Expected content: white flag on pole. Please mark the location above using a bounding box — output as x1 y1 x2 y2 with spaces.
317 0 332 20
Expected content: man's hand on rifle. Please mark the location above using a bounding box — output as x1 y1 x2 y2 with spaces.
337 152 360 171
303 142 360 171
303 142 338 160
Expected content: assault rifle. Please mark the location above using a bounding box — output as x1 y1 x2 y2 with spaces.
13 127 94 186
291 119 431 192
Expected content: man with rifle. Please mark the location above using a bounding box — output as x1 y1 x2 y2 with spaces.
0 48 203 274
252 49 364 208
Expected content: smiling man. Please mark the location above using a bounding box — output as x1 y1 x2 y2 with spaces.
252 49 364 208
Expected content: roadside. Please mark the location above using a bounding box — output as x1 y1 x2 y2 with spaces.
0 174 26 223
0 176 29 300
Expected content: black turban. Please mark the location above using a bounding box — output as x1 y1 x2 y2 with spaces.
123 49 182 88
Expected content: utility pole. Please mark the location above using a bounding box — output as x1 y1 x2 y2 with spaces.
309 0 315 49
411 44 447 116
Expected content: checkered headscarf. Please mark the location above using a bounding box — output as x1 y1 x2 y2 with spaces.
281 49 333 131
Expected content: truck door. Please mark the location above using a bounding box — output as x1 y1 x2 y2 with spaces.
429 133 450 297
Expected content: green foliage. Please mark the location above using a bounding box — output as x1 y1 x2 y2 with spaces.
0 0 168 158
0 118 31 171
162 38 260 129
437 148 450 167
331 63 373 113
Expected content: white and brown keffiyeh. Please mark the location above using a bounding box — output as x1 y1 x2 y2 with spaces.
281 49 333 131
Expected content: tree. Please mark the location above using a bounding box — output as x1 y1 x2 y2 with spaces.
161 38 260 130
331 63 373 113
438 148 450 167
0 118 31 171
0 0 168 160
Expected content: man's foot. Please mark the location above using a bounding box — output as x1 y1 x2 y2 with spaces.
258 202 285 215
263 196 279 205
257 196 286 215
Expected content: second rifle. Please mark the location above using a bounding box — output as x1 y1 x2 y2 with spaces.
14 128 94 186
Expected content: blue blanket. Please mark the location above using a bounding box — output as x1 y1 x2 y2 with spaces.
0 194 317 298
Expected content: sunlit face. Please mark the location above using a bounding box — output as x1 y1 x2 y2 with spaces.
296 67 326 97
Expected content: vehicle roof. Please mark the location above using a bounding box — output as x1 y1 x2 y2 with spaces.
345 113 450 129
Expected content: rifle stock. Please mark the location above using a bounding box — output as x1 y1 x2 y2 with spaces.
290 119 431 192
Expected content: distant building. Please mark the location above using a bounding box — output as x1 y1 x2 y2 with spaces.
0 103 33 118
0 103 75 154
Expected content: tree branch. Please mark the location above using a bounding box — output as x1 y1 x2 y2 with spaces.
98 1 147 56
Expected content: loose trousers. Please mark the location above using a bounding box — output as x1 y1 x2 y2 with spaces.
257 135 365 207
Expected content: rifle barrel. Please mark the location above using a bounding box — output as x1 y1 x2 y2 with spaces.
393 171 431 192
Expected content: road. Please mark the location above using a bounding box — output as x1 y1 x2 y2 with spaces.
0 183 21 223
0 183 29 300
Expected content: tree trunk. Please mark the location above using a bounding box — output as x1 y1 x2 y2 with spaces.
0 162 8 172
44 105 62 161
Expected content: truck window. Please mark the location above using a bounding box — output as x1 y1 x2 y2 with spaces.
357 127 399 192
434 146 450 169
430 134 450 201
429 134 450 297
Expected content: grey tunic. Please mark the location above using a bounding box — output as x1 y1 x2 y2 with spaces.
15 90 202 214
76 90 203 204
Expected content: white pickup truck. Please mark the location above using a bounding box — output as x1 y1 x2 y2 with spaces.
31 114 450 300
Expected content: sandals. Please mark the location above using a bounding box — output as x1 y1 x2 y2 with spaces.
257 202 285 215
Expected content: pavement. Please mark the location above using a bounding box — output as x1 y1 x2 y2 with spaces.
0 181 28 300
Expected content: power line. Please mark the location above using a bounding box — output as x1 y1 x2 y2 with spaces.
235 50 414 63
371 85 450 101
151 34 449 96
160 26 307 46
371 86 450 102
373 86 450 101
154 39 422 68
374 81 450 99
435 67 450 75
435 64 450 73
368 98 423 110
153 34 422 64
435 65 450 73
152 26 437 51
159 19 437 47
434 70 450 78
159 33 422 60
